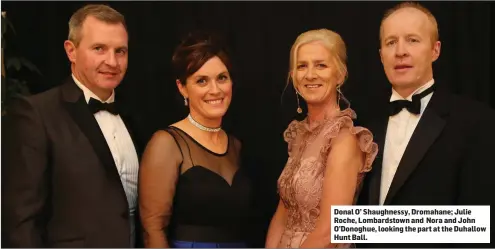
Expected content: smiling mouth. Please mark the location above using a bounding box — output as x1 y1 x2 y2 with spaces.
99 72 118 76
304 84 323 89
204 98 223 105
394 65 413 70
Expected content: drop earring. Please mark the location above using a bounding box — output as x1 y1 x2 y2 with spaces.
336 84 351 111
184 97 188 106
289 74 302 114
295 90 302 114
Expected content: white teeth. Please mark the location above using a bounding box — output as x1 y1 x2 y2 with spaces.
305 84 321 88
206 99 222 104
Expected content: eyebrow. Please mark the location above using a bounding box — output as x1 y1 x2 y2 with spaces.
92 43 106 48
313 60 327 63
385 33 421 40
194 75 209 80
194 71 229 78
406 34 421 38
297 59 327 63
384 35 398 41
91 43 128 51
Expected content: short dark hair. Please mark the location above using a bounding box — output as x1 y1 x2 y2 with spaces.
172 31 232 85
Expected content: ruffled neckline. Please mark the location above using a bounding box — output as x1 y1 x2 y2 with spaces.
302 108 357 132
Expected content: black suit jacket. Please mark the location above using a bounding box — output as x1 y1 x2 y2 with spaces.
357 86 495 248
2 78 145 247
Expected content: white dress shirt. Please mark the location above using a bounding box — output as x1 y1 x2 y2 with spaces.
72 75 139 245
379 79 435 205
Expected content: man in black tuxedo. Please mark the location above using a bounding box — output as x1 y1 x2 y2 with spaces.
357 2 495 248
2 4 144 247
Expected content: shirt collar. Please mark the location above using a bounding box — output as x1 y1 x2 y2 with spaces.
390 78 435 102
72 74 115 104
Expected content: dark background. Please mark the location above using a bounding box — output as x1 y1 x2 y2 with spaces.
2 1 494 246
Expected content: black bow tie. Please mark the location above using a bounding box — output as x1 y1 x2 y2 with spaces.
88 98 118 115
389 84 435 116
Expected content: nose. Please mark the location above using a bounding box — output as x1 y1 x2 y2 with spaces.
105 51 118 68
305 66 317 80
209 80 222 94
395 40 409 58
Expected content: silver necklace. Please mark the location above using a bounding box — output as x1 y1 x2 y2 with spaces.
187 114 222 132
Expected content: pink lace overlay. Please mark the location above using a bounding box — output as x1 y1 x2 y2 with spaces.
277 108 378 248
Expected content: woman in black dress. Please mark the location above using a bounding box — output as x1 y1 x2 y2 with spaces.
138 31 252 248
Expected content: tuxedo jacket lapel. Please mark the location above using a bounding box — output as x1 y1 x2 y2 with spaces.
384 89 451 205
61 78 122 183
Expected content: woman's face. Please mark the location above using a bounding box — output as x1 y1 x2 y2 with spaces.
293 41 342 108
178 56 233 121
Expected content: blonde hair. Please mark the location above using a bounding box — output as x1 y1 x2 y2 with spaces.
68 4 126 47
379 2 439 45
287 29 348 91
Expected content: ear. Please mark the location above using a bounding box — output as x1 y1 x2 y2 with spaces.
432 41 441 62
64 40 77 63
337 70 346 86
379 48 384 65
290 73 301 93
176 79 188 98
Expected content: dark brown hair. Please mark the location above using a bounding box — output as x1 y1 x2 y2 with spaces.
172 31 232 85
68 4 127 47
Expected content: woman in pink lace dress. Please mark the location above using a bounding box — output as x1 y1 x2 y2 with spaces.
265 29 378 248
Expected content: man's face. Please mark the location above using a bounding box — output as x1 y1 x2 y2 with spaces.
65 16 128 99
380 7 441 95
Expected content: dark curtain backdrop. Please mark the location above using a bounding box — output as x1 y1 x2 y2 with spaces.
2 1 493 246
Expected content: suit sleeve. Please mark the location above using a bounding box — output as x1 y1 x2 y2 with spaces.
456 111 495 248
2 97 50 247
